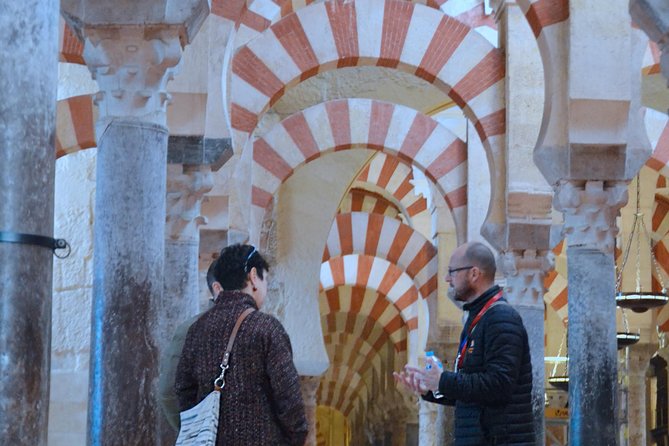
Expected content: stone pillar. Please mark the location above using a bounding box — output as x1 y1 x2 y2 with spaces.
627 344 654 446
418 399 439 446
158 164 212 443
0 1 58 444
555 180 629 445
300 375 320 446
425 339 457 445
499 248 552 445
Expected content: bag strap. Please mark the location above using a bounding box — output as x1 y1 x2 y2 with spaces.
214 307 254 390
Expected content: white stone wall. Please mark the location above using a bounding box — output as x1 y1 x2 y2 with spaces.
49 149 96 446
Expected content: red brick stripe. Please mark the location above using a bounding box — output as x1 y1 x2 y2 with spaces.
253 138 294 179
233 47 285 99
378 1 414 68
399 113 438 160
273 14 321 80
325 0 359 67
426 138 467 179
368 101 394 150
415 16 469 83
525 0 569 38
284 113 321 161
326 100 352 150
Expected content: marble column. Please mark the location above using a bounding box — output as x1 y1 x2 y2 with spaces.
418 399 439 446
555 180 629 445
80 27 184 445
627 345 654 446
0 1 58 444
300 375 320 446
499 248 552 445
424 339 457 445
158 164 213 443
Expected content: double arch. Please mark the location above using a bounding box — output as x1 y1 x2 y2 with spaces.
252 98 468 241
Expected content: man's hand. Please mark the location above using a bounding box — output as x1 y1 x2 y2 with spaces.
393 369 426 394
403 358 442 394
393 358 442 395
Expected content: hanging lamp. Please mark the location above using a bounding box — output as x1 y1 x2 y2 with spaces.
548 327 569 391
615 174 669 313
616 307 640 349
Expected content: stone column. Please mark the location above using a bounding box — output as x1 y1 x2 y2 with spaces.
627 344 654 446
300 375 320 446
554 180 629 445
418 399 439 446
58 1 207 435
499 248 553 445
158 164 212 443
0 1 58 444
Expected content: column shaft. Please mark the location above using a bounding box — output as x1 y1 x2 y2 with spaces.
0 0 58 444
567 247 618 444
87 120 168 445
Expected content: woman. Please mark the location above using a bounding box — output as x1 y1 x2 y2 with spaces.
175 244 308 445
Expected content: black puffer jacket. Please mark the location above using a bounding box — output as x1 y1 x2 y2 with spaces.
424 286 534 445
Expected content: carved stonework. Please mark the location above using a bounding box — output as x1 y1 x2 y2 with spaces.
554 180 628 252
83 26 183 130
166 165 213 241
499 249 554 306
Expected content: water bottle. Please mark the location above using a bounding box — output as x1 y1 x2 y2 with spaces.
425 351 444 399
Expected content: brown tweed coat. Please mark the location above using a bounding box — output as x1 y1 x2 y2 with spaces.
175 291 308 445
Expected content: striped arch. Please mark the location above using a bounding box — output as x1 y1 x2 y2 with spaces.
319 378 367 417
340 188 403 221
319 364 369 413
646 117 669 178
230 0 505 154
232 0 496 51
323 212 438 298
56 95 97 159
516 0 569 40
354 152 429 224
252 98 468 241
321 311 400 373
325 339 383 385
320 287 408 351
59 17 84 64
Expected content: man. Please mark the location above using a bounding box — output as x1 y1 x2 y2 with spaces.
394 242 534 445
157 260 223 430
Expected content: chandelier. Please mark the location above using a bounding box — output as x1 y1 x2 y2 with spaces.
615 175 669 313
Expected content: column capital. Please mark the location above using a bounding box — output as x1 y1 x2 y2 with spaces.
554 180 628 252
499 249 554 307
166 164 213 241
83 26 183 128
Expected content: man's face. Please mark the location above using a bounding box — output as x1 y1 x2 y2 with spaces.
446 252 475 303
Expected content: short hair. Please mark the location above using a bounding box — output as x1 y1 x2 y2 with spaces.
206 260 217 297
213 244 270 291
463 242 496 280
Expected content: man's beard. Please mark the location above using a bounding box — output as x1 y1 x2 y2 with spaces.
448 283 473 303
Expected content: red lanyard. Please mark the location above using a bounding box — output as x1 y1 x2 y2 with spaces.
457 290 503 369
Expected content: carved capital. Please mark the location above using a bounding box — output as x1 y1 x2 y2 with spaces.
166 165 213 241
83 26 183 128
499 249 554 306
554 180 628 252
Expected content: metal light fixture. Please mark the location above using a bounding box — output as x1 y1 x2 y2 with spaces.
616 307 640 349
615 175 669 313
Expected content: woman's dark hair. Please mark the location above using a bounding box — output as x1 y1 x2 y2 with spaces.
213 244 270 291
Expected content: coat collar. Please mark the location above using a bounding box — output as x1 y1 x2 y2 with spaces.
462 285 503 314
214 290 259 310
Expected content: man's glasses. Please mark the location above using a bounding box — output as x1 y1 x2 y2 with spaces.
447 266 474 277
244 246 257 273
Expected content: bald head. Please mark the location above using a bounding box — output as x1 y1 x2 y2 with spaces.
454 242 496 281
